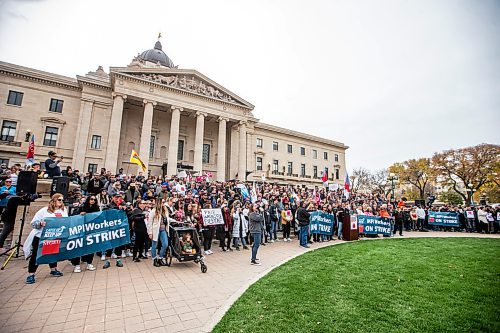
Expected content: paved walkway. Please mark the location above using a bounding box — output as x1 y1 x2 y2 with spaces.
0 232 498 333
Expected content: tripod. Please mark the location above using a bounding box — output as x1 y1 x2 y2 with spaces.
1 203 29 270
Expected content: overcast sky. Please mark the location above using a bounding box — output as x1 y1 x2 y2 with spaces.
1 0 499 172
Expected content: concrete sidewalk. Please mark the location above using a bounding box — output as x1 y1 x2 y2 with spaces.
0 232 498 333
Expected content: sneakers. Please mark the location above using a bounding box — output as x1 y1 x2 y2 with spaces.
283 239 288 242
116 259 124 267
73 265 82 273
87 264 96 271
103 260 111 269
153 258 160 267
250 260 261 266
243 246 249 250
287 238 291 241
100 254 106 261
270 240 275 243
133 258 141 262
49 269 63 277
121 251 127 258
26 274 35 284
110 253 118 259
126 250 133 257
208 250 213 254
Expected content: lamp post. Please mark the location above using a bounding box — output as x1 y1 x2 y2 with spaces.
466 183 476 205
387 173 398 204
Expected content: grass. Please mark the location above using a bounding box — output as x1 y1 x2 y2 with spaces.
213 238 500 333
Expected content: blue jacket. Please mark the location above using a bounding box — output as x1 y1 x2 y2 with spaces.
0 185 17 206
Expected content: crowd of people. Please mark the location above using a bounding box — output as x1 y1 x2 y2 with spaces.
0 151 499 284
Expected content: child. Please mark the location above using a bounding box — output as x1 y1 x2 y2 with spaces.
180 233 196 254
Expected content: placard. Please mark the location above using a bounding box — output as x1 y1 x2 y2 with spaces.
466 210 475 219
201 208 224 226
309 211 334 235
357 215 392 236
428 211 460 227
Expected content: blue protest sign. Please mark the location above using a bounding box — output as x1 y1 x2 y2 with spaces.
428 211 459 227
309 211 334 235
358 215 392 236
36 210 130 264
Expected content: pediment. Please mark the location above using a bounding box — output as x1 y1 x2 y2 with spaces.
110 67 254 109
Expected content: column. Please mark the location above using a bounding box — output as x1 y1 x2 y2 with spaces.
216 117 228 182
104 93 126 173
72 98 94 172
238 121 247 181
138 99 156 174
166 106 183 177
193 111 207 173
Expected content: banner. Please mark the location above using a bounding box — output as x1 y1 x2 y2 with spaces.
37 210 130 264
201 208 224 226
357 215 392 236
309 211 334 235
428 211 459 227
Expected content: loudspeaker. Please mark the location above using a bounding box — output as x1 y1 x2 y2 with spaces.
16 171 38 196
50 176 70 197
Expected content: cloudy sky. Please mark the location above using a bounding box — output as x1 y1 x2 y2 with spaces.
1 0 499 172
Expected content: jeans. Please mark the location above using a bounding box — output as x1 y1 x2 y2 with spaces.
299 225 309 246
251 232 261 261
269 221 277 240
338 222 343 239
151 229 168 259
29 236 57 273
233 236 247 248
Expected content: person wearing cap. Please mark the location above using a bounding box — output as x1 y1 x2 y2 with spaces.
44 151 62 178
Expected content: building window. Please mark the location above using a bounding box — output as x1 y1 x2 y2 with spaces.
335 169 340 180
43 126 58 146
313 149 317 159
287 162 293 175
202 143 210 164
287 144 293 154
149 135 155 158
324 152 328 160
88 163 98 174
300 164 306 177
273 141 278 151
7 90 23 106
1 120 17 141
178 140 184 160
313 166 318 178
90 135 101 149
335 154 339 162
272 160 278 173
256 138 263 148
300 147 305 156
325 167 329 178
0 159 9 166
49 98 64 113
256 157 263 171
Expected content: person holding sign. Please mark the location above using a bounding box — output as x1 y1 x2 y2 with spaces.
24 193 66 284
281 204 293 242
70 196 99 273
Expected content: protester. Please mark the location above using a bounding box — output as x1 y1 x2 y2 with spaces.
147 199 169 267
70 196 99 272
248 203 264 265
44 151 62 178
24 193 66 284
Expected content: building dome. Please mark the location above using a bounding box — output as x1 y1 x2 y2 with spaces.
139 40 174 68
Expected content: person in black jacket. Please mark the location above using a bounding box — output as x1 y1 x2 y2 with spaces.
70 196 99 272
131 201 148 262
297 201 311 248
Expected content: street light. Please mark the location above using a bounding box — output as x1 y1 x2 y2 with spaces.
387 173 398 203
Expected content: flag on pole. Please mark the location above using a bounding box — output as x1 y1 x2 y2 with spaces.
130 150 147 173
321 168 328 183
344 172 350 199
26 134 35 166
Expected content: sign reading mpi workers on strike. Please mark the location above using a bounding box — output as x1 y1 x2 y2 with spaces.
428 211 459 227
357 215 392 236
37 210 130 264
309 211 334 235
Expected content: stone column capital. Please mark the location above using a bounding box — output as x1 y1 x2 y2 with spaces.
196 111 208 118
112 92 127 101
217 116 229 123
171 105 183 112
239 120 247 128
143 99 157 106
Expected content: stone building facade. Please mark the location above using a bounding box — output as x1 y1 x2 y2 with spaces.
0 39 348 185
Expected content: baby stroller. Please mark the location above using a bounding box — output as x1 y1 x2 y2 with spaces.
166 221 207 273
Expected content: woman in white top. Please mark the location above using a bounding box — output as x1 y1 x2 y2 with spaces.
24 193 67 284
147 199 169 267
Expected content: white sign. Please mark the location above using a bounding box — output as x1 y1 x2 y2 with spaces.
329 184 339 191
177 170 187 178
350 215 358 230
201 208 224 226
466 211 475 219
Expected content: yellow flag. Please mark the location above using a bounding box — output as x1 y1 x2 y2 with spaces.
130 150 147 172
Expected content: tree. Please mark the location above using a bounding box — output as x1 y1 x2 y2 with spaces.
439 191 463 205
369 169 388 194
350 167 371 193
389 158 435 199
432 143 500 204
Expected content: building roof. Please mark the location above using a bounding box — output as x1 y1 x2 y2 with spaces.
138 40 175 68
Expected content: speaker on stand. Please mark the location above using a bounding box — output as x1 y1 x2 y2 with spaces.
50 176 70 198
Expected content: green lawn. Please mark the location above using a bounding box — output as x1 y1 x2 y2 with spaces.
213 238 500 333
